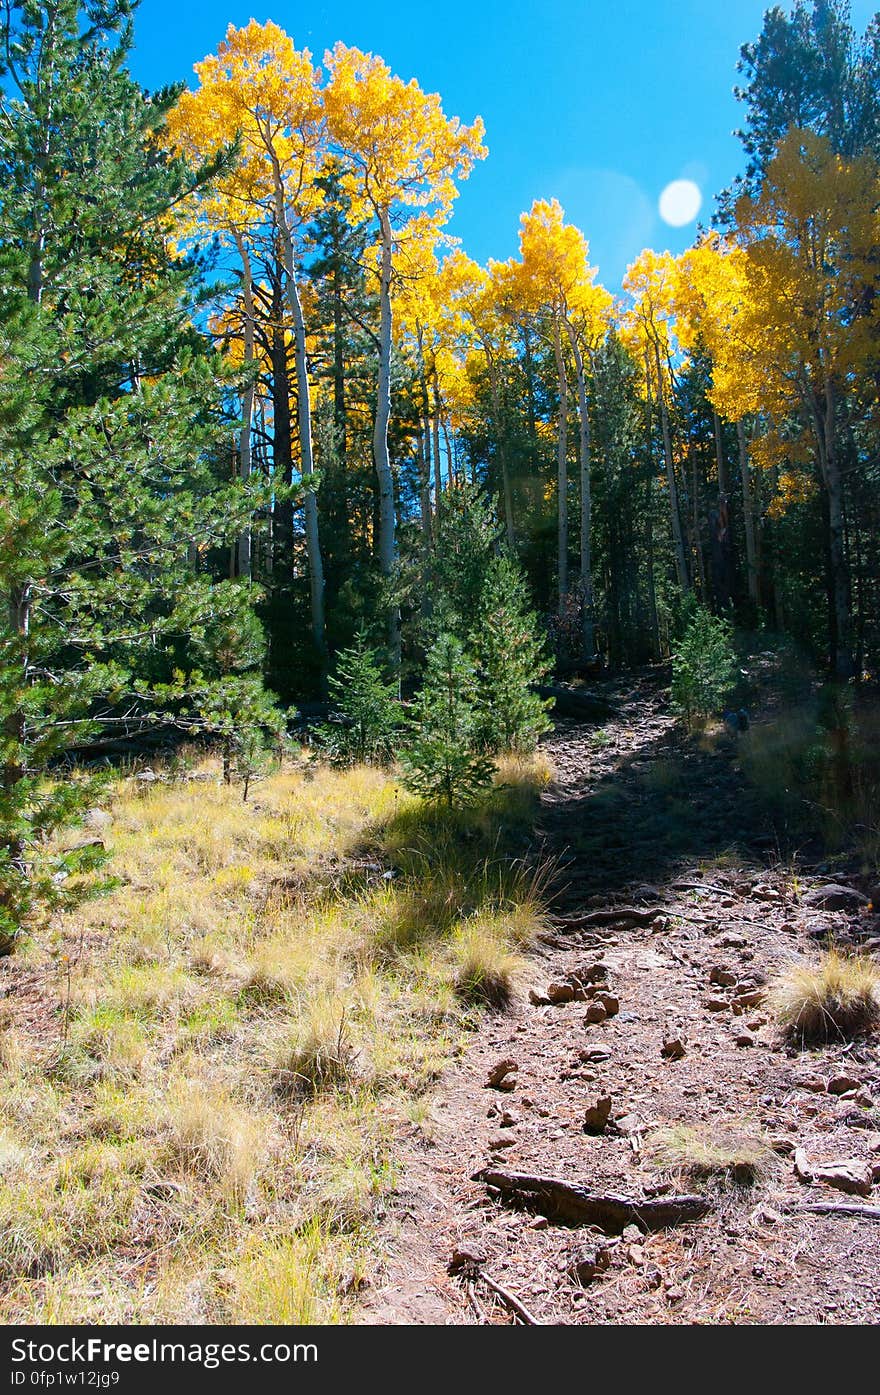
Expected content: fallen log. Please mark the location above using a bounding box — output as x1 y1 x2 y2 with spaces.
474 1167 711 1231
537 685 615 723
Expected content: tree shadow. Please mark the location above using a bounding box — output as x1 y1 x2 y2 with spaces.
540 711 793 910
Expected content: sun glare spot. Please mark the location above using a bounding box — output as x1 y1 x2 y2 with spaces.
659 179 702 227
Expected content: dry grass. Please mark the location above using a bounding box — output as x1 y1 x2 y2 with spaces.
771 948 880 1045
0 750 549 1323
165 1080 265 1202
645 1123 772 1190
270 999 359 1099
452 922 524 1008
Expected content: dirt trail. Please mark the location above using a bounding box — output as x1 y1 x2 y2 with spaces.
361 676 880 1325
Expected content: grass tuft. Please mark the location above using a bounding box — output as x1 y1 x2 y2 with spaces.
453 923 522 1008
270 1000 358 1099
165 1081 264 1202
771 948 880 1045
645 1123 771 1189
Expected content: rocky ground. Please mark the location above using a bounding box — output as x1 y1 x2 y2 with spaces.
361 673 880 1325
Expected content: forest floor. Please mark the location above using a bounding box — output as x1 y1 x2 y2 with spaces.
362 672 880 1325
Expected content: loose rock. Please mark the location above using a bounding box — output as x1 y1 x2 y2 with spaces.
583 1096 613 1134
485 1059 518 1090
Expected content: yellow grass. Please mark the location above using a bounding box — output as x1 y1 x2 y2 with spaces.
644 1123 772 1189
0 752 549 1323
771 948 880 1044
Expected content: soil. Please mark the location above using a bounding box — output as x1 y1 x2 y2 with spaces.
361 673 880 1326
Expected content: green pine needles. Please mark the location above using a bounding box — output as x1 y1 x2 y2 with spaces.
320 638 402 767
401 635 495 808
671 605 737 724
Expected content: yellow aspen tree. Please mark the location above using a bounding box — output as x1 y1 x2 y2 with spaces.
394 223 449 534
438 251 518 545
676 235 762 606
728 130 878 676
323 44 485 664
621 249 691 594
682 132 879 674
166 20 329 673
513 199 612 651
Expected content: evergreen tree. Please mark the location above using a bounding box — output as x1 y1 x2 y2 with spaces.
719 0 880 216
402 635 494 807
671 606 737 724
425 483 504 641
473 554 552 754
320 638 402 767
0 0 259 933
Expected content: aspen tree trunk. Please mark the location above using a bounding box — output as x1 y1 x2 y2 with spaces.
374 207 400 667
643 369 661 659
234 235 255 580
563 320 594 659
431 372 443 512
553 316 569 611
736 419 759 607
487 362 515 548
272 177 328 682
654 344 690 593
442 419 455 487
821 380 853 678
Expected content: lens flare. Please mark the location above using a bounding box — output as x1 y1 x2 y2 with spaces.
659 179 702 227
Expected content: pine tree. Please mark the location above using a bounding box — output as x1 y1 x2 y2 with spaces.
402 635 494 807
426 482 504 641
320 639 402 767
671 606 737 724
473 555 552 753
0 0 260 935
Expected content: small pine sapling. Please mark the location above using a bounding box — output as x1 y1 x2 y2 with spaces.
472 553 552 753
402 634 494 808
320 638 402 767
671 606 737 724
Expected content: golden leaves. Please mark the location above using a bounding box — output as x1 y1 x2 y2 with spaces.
323 44 486 222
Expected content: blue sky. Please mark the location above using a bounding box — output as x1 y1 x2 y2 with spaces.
131 1 878 290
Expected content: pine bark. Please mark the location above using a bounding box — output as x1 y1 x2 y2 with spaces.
736 419 760 607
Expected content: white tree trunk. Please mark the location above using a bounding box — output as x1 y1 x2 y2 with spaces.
374 207 399 665
553 316 569 609
272 172 327 677
655 343 689 593
564 319 594 659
